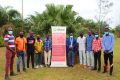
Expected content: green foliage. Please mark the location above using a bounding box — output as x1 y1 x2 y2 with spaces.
0 36 4 47
0 6 23 37
0 4 108 38
115 25 120 38
25 4 100 37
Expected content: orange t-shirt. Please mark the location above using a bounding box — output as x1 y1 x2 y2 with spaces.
15 37 27 51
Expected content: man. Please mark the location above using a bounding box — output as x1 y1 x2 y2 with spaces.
4 27 16 80
102 27 114 75
66 33 76 67
27 32 35 69
44 34 52 67
16 31 27 72
77 32 86 68
34 35 43 68
92 33 102 72
86 31 94 69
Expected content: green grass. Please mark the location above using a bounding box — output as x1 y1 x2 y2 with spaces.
0 38 120 80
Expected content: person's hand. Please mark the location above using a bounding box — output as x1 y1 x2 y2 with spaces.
46 49 49 52
93 50 95 53
16 53 19 57
104 50 109 54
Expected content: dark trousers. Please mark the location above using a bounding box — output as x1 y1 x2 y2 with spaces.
27 50 34 68
94 51 101 70
104 52 113 66
104 51 113 74
68 50 75 66
5 49 15 77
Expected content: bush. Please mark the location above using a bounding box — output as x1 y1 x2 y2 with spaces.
0 36 4 47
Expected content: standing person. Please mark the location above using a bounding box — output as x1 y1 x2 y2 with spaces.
4 27 16 80
77 32 86 68
92 33 102 72
34 35 43 68
102 27 114 75
15 31 27 72
27 32 35 69
66 33 76 67
44 34 52 67
86 31 94 69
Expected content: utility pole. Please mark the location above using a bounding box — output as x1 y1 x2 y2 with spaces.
21 0 24 30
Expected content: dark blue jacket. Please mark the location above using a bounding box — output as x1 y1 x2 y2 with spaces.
66 37 76 54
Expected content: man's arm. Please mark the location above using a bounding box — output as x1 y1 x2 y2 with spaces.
102 36 106 51
107 34 114 51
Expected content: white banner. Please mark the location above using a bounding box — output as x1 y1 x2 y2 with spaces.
51 26 67 67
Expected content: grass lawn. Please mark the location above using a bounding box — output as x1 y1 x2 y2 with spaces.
0 38 120 80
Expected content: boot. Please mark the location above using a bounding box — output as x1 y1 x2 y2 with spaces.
98 67 101 72
110 66 113 76
5 76 11 80
103 66 107 73
10 72 17 76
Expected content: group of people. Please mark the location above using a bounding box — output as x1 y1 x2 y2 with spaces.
4 26 114 80
66 27 114 76
4 28 52 80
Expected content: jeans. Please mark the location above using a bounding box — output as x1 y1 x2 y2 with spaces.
68 50 75 65
79 50 86 65
94 51 101 70
35 53 43 66
86 51 94 67
17 51 26 71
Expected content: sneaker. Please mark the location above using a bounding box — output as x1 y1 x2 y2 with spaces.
35 65 39 69
92 67 97 70
88 66 91 69
10 72 17 76
40 65 43 68
110 72 112 76
71 65 74 67
23 68 26 72
5 76 11 80
98 68 101 72
17 70 20 73
45 64 48 67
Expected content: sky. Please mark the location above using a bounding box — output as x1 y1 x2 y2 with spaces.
0 0 120 28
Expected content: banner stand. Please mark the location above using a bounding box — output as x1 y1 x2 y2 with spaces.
50 26 67 67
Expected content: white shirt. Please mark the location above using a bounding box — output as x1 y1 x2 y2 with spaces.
77 36 86 51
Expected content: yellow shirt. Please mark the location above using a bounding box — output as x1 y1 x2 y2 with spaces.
34 39 43 53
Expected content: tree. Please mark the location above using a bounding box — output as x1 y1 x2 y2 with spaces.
96 0 113 35
115 25 120 37
0 6 23 36
27 4 77 36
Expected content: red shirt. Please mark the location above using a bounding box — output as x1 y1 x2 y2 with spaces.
92 38 102 52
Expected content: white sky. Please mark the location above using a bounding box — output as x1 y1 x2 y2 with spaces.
0 0 120 28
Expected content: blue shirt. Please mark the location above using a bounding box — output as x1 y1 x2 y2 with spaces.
86 35 94 51
44 39 52 51
102 33 114 53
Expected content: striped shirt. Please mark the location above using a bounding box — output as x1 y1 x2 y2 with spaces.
4 34 15 48
92 38 102 52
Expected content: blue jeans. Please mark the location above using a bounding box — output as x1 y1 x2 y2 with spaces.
86 51 94 67
17 51 26 71
35 53 42 66
68 51 75 65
